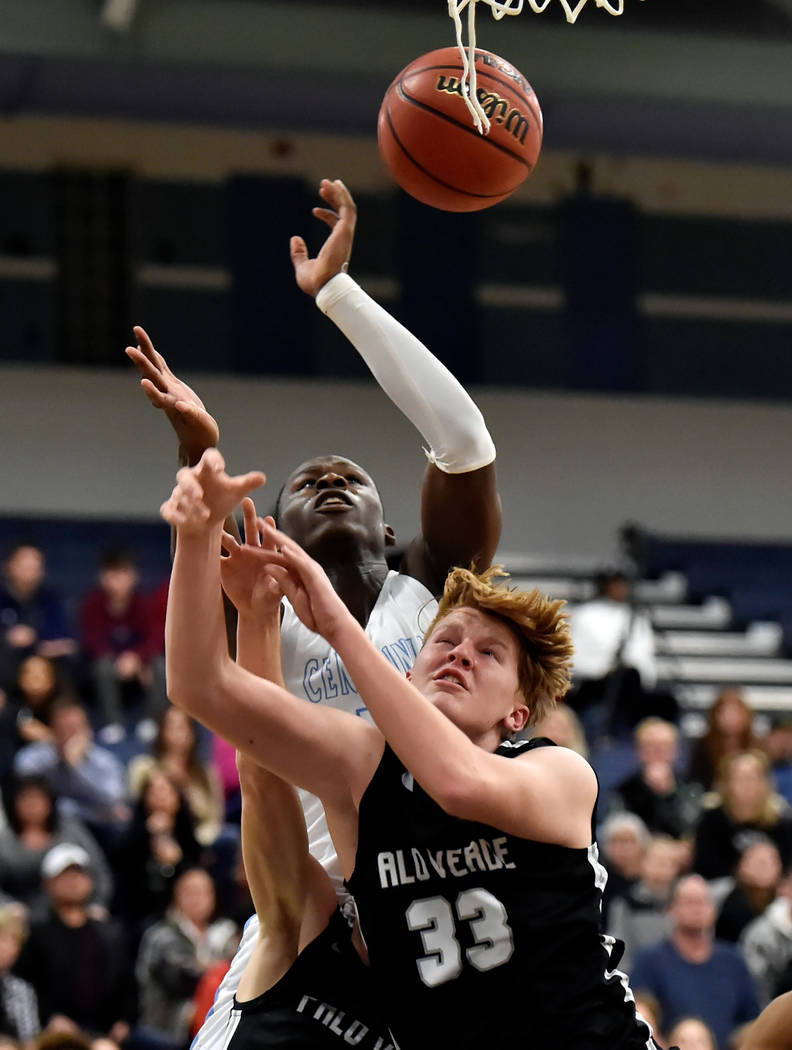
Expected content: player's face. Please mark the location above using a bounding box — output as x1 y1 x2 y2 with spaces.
409 607 528 749
278 455 392 560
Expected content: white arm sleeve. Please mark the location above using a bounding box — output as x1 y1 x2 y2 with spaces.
316 273 495 474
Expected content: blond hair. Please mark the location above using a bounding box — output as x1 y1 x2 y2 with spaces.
634 717 679 745
424 566 573 726
0 906 27 944
715 748 785 827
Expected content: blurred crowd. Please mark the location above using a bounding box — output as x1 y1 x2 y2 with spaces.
0 540 249 1050
1 539 792 1050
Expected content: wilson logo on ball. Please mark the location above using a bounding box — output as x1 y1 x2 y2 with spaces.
435 77 531 145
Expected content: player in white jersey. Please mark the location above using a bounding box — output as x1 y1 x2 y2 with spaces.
126 178 500 1048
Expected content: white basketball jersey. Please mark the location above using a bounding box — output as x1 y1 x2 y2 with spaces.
191 570 436 1050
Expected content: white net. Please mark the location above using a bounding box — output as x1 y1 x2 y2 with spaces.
448 0 640 133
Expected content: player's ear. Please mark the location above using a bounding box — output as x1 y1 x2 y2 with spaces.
506 704 530 735
384 524 396 548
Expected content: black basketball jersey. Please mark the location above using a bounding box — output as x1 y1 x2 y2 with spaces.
347 738 658 1050
224 909 394 1050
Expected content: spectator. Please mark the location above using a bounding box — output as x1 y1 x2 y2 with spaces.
0 543 75 694
607 833 681 970
764 716 792 809
716 839 783 944
0 775 112 913
634 990 664 1048
188 926 241 1041
0 906 39 1045
79 550 166 744
14 844 133 1041
127 707 224 848
9 656 67 749
113 768 202 935
0 690 19 787
12 699 128 835
667 1016 718 1050
630 874 760 1050
687 689 761 793
33 1031 91 1050
740 863 792 1007
568 569 676 740
599 811 650 925
135 868 236 1050
530 702 589 757
693 750 792 881
613 717 702 838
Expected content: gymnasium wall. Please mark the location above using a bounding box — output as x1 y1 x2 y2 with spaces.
3 361 792 561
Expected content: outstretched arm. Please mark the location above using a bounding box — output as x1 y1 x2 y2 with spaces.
126 326 220 467
162 452 382 820
292 179 501 594
235 754 336 1001
219 503 337 1002
127 326 241 652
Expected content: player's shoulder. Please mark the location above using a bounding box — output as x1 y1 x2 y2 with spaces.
500 735 597 786
388 568 436 605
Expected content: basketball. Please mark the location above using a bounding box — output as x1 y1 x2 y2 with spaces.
377 47 543 213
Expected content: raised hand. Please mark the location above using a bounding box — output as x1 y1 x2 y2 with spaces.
161 449 265 535
256 520 352 645
220 500 284 620
126 326 220 465
290 178 357 298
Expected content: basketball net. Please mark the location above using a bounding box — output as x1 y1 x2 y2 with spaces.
448 0 641 133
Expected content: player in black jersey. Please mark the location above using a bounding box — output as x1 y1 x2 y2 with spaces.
163 451 662 1050
226 753 393 1050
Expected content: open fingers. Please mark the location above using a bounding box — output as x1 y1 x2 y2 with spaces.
132 326 158 361
160 476 210 527
220 530 240 555
312 206 340 230
127 349 168 393
319 178 355 214
265 562 302 607
241 498 260 546
230 471 267 502
174 466 205 501
257 522 323 587
258 519 296 554
139 377 173 407
133 326 172 375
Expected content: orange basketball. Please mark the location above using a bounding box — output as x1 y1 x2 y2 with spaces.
377 47 543 213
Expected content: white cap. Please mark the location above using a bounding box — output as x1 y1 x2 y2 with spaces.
41 843 92 880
